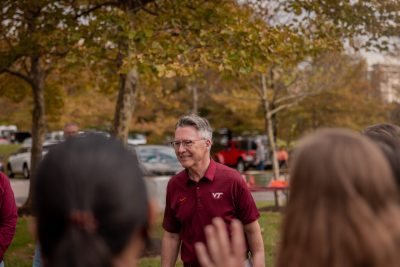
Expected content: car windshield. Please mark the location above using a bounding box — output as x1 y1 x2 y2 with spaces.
135 146 179 164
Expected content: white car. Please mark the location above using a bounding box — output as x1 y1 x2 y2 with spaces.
128 145 182 176
127 133 147 145
7 142 58 179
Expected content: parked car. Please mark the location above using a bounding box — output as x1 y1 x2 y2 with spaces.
0 138 10 145
6 141 58 179
9 131 31 144
128 144 182 176
127 133 147 145
213 135 271 172
0 125 17 141
81 130 110 138
46 131 64 142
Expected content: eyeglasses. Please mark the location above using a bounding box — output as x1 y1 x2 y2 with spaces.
170 139 206 149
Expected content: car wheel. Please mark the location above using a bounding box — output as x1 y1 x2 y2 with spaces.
6 163 14 178
236 159 245 173
22 164 30 179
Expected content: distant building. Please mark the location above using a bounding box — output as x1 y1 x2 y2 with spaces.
371 64 400 103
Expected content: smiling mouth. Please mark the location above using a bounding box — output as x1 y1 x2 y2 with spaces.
178 155 191 161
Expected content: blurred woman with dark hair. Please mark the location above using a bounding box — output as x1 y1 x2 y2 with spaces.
196 129 400 267
33 135 154 267
363 123 400 188
362 122 400 139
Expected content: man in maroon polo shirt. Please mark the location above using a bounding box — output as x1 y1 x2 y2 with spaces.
161 114 265 267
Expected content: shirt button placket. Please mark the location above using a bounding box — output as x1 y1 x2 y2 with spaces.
196 186 203 209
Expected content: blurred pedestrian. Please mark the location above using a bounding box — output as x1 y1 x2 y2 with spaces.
63 122 79 139
162 114 264 267
276 146 288 169
33 135 154 267
0 172 18 267
254 138 265 171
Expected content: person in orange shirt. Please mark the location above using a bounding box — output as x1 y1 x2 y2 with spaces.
277 147 288 168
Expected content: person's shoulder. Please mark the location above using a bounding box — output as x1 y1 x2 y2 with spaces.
0 172 8 182
168 169 187 185
0 172 9 191
215 162 243 181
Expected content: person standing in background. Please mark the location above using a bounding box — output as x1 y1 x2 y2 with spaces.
62 122 79 139
277 147 289 169
254 138 266 171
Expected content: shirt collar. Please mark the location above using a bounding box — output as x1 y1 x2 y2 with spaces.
185 159 217 185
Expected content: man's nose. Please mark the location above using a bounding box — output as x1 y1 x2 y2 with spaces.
177 143 186 152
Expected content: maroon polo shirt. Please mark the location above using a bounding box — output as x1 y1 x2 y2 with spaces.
162 160 260 267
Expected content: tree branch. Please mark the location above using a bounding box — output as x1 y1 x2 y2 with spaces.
270 101 299 116
118 0 156 13
1 68 34 87
249 80 263 99
274 94 300 105
270 90 322 115
140 4 158 16
75 1 120 18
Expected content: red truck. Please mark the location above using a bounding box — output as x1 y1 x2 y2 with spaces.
213 136 269 172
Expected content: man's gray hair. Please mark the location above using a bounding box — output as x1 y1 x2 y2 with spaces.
176 114 213 140
64 122 79 129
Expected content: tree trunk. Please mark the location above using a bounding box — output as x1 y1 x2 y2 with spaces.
22 55 46 212
260 74 280 208
112 68 138 143
191 84 198 114
267 113 280 182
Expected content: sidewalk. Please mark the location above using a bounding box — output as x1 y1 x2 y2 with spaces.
10 179 29 207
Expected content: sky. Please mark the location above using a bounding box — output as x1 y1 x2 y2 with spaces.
360 51 400 70
362 51 400 67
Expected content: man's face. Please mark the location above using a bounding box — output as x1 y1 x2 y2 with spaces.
64 125 79 138
173 126 210 169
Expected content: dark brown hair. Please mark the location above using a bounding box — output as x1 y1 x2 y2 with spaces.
276 128 400 267
363 123 400 188
362 123 400 139
34 135 149 267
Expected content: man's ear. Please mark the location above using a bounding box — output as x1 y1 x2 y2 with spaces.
205 139 212 148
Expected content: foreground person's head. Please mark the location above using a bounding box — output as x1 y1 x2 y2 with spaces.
34 135 150 267
362 123 400 139
276 128 400 267
363 123 400 188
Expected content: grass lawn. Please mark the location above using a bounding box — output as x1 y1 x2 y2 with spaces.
5 216 35 267
5 209 281 267
0 144 20 159
0 144 21 170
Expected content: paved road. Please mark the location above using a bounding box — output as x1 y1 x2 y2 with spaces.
10 178 277 208
10 178 29 207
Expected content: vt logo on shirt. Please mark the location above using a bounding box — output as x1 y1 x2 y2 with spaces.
212 192 224 199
